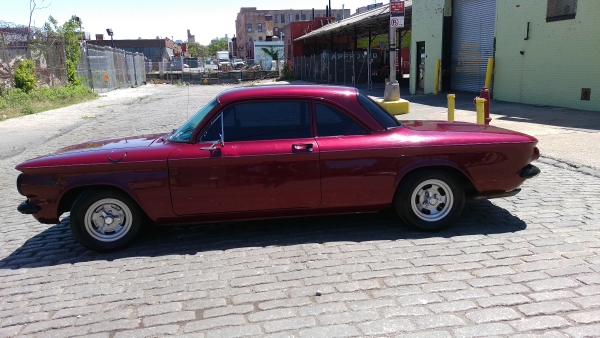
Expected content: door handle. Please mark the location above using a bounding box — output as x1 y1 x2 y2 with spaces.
292 143 313 152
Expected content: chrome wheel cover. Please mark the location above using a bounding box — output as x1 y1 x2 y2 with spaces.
84 198 132 242
410 179 454 222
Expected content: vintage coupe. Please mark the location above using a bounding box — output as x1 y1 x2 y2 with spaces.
16 85 540 252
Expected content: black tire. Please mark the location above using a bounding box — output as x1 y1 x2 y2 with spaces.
394 169 465 231
70 188 142 252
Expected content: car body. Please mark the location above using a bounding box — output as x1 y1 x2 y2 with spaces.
232 59 245 70
16 85 540 252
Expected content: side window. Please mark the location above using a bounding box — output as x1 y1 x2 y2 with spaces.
221 101 311 142
316 104 367 137
200 114 222 142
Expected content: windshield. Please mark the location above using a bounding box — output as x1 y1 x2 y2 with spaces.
169 98 219 142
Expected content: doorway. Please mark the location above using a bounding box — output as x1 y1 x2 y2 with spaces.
416 41 425 93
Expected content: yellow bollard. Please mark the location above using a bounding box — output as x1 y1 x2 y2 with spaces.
434 59 441 95
485 58 494 90
476 98 486 124
447 94 455 122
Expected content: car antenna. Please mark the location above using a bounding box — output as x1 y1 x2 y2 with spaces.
186 81 190 120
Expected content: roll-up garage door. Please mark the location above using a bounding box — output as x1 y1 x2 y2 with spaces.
451 0 496 92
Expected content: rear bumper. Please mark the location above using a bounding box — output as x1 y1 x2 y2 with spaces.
520 164 541 179
18 200 40 214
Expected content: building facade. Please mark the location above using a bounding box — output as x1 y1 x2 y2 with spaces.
410 0 598 111
235 7 351 59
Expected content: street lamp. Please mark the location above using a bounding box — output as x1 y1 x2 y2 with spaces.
106 28 114 48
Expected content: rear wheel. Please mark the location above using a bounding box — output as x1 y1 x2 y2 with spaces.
394 169 465 231
70 188 142 252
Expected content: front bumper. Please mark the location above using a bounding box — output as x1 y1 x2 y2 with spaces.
18 200 40 214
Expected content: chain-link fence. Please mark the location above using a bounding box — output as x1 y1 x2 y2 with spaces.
179 69 279 85
77 42 146 93
1 21 67 90
294 51 382 89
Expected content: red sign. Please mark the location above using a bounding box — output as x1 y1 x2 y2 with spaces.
391 1 405 14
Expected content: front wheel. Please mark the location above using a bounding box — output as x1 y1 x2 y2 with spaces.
70 189 142 252
394 169 465 231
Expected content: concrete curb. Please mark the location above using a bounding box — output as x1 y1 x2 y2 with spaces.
538 156 600 179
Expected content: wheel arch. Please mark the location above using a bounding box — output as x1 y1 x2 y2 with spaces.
58 184 148 218
395 164 477 198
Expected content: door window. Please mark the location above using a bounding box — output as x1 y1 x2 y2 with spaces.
315 104 367 137
201 101 311 142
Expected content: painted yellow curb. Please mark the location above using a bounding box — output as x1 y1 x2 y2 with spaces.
373 98 410 115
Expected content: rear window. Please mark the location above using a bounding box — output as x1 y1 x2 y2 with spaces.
357 94 402 129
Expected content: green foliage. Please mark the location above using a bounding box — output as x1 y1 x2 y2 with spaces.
260 47 283 62
208 39 229 57
0 84 96 119
280 62 295 80
14 59 37 93
44 15 82 85
187 41 208 58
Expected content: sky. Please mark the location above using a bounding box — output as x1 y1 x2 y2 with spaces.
2 0 381 45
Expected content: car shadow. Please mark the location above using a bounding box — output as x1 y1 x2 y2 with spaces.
0 200 526 270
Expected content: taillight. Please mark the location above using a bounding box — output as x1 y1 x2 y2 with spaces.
532 147 540 161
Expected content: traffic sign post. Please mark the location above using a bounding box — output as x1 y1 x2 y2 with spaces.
384 0 404 101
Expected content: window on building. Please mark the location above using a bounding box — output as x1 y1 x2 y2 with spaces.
247 23 252 32
302 14 306 20
295 14 300 21
259 36 263 41
289 14 292 22
274 15 278 23
274 27 279 37
265 15 272 21
248 37 252 43
281 14 285 23
337 13 341 20
546 0 577 22
258 23 262 32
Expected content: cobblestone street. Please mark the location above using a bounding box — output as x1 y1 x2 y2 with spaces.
1 85 599 337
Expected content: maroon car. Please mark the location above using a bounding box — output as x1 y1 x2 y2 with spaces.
16 85 540 252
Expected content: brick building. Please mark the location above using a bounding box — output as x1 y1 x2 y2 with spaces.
235 7 351 59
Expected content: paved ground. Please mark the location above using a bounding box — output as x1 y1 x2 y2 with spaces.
1 83 600 337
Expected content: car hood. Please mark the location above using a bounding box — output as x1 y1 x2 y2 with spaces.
15 133 171 171
55 134 163 154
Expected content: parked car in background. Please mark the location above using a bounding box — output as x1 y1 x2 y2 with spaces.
232 59 245 70
16 85 540 252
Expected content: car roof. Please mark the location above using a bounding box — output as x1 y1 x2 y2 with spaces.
217 85 359 104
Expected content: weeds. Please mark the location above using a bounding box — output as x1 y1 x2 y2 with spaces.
0 84 97 121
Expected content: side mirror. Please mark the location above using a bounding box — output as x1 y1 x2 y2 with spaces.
201 134 224 151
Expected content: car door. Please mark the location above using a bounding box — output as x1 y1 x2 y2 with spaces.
314 102 398 208
168 100 321 215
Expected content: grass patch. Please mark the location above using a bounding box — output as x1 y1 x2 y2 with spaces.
0 85 98 121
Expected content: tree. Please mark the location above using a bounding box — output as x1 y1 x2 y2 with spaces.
187 41 208 58
43 15 82 85
27 0 51 58
261 47 283 76
208 39 228 57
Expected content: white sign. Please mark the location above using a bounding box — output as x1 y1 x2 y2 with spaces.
390 16 404 28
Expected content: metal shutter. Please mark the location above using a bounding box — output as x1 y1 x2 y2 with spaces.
450 0 496 92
